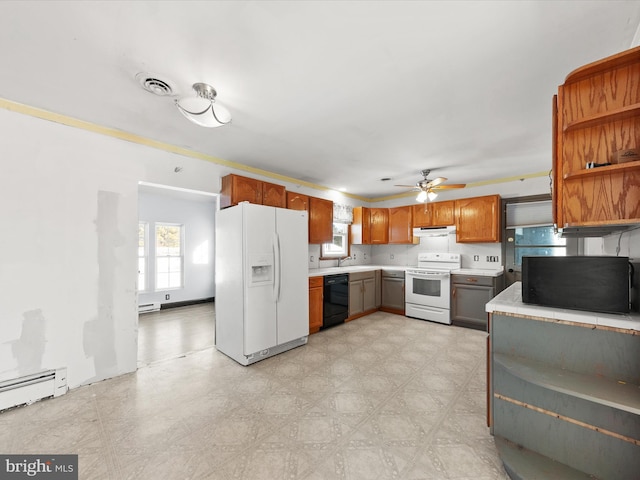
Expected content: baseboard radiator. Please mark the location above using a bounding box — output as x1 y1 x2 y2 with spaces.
138 302 160 313
0 368 68 411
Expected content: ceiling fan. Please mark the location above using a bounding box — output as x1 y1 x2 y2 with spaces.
395 169 466 202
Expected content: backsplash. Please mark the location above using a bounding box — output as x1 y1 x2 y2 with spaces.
308 235 502 270
308 244 372 270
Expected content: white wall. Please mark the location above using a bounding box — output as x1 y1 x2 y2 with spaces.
0 106 367 389
138 191 215 306
0 103 632 390
599 228 640 260
0 107 350 389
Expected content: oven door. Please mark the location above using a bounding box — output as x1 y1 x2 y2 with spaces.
405 270 450 310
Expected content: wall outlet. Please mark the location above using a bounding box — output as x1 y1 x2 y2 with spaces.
310 255 314 262
353 253 357 260
165 294 170 300
473 255 480 261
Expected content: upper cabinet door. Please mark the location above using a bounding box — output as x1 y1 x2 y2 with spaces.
351 206 371 244
412 204 431 227
309 196 333 244
388 206 413 244
220 174 262 208
455 195 501 243
431 200 455 226
286 192 310 211
262 181 286 208
370 208 389 244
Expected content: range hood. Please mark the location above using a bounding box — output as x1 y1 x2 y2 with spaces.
413 225 456 237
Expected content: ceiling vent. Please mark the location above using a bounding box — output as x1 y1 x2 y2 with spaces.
136 72 175 96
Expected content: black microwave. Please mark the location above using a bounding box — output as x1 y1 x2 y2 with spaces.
522 256 633 314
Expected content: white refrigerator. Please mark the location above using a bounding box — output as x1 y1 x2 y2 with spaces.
215 202 309 365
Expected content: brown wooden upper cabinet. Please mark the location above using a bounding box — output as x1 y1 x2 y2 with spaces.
554 45 640 229
370 208 389 244
220 174 286 209
286 191 333 244
412 203 431 228
388 206 415 244
286 191 309 211
351 206 371 244
351 207 388 244
309 196 333 244
455 194 501 243
412 200 455 227
431 200 456 226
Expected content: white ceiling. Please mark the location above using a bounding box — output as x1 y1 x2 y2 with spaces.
2 1 639 199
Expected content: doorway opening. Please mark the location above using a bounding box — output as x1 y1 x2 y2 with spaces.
137 182 218 366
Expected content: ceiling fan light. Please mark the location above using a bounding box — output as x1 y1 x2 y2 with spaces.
175 83 231 128
416 190 428 203
427 190 438 201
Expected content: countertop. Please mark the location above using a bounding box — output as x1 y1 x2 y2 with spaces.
309 265 503 277
486 282 640 332
309 265 406 277
451 268 503 277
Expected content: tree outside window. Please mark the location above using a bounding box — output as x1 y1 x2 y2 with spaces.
156 224 183 289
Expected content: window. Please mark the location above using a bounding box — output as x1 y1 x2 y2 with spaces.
512 226 566 266
138 222 147 292
155 224 183 289
321 223 349 258
503 197 581 287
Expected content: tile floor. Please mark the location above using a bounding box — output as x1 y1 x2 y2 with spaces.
137 303 215 366
0 305 509 479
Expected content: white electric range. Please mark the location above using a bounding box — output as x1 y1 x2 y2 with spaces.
405 252 461 324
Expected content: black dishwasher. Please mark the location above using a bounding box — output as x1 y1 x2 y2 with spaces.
323 274 349 329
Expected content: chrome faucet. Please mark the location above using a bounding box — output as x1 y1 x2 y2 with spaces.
338 256 352 267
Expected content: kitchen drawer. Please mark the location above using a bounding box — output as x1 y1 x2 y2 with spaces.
452 274 494 287
381 269 405 279
349 271 376 282
309 276 324 288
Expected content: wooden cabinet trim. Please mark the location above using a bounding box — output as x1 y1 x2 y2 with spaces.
563 160 640 180
555 46 640 228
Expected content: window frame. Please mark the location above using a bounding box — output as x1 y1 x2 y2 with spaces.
138 222 148 293
155 223 184 291
320 222 351 259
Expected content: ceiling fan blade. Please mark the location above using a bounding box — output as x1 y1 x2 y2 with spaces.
431 183 466 190
394 184 419 188
426 177 447 188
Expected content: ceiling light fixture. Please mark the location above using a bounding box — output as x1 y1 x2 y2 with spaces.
416 189 438 203
175 83 231 128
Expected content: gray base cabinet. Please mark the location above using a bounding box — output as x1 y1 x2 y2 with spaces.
380 270 405 312
348 271 376 318
451 274 503 329
490 312 640 479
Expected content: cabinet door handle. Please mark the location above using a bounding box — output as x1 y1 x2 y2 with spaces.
467 278 477 282
452 287 456 297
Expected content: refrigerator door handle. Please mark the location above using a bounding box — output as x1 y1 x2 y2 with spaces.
273 232 281 302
